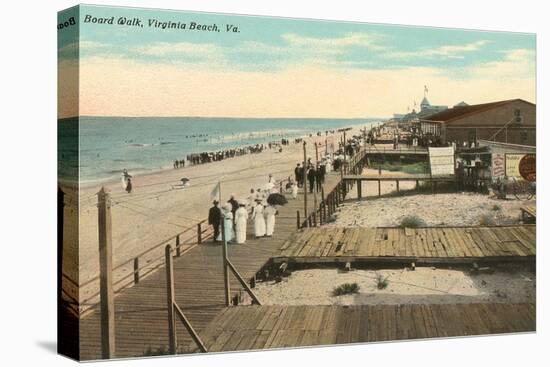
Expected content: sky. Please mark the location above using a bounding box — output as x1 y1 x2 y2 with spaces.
58 5 536 118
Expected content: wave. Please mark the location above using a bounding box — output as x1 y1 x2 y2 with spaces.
127 143 154 147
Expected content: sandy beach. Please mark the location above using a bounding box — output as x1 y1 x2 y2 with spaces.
253 265 535 306
327 166 535 228
62 124 367 307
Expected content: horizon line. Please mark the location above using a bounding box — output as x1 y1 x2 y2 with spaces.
58 115 390 120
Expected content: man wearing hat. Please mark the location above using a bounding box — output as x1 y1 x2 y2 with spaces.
208 200 221 242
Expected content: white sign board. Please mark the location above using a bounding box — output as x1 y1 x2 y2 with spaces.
428 147 455 176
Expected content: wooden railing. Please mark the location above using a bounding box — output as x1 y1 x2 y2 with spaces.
70 176 294 315
74 219 212 315
298 147 366 229
363 146 428 154
165 245 208 354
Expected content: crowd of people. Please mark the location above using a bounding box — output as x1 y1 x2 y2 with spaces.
201 128 361 244
175 143 268 168
172 129 349 170
294 160 328 194
207 175 282 244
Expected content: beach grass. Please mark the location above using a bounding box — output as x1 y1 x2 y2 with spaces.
399 215 427 228
375 274 389 290
332 282 360 296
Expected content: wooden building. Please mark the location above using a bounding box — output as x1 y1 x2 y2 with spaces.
422 99 536 146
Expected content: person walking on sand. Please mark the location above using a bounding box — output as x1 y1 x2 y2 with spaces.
252 200 266 238
125 177 133 193
264 204 277 237
208 201 221 242
234 202 249 244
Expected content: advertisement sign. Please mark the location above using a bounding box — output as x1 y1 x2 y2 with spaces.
506 154 536 181
429 147 455 176
492 154 505 178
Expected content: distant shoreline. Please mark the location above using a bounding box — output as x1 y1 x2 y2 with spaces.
60 120 378 189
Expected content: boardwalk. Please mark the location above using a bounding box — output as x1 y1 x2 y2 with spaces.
196 303 535 352
78 171 343 360
276 226 536 264
76 147 536 360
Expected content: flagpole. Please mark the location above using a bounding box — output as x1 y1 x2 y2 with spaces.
219 180 231 306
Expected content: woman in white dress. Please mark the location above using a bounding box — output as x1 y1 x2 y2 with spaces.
217 203 234 242
234 203 249 244
251 200 266 238
264 205 277 237
291 181 298 199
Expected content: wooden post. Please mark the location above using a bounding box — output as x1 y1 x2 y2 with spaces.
343 130 347 166
340 166 344 199
296 210 301 229
165 245 177 354
221 220 230 306
313 191 318 223
175 234 181 257
133 258 139 284
378 180 381 197
321 187 326 223
396 180 400 193
97 187 115 359
303 142 308 227
315 142 319 167
197 223 202 244
357 179 362 199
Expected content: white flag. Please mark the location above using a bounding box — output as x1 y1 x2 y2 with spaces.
210 182 220 201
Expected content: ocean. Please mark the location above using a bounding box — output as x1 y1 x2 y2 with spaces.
58 116 381 185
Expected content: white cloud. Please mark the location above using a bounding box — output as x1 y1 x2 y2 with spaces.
132 42 222 58
386 40 490 59
281 32 386 51
464 48 535 79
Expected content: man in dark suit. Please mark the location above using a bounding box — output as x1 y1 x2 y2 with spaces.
307 166 317 193
294 163 302 187
228 195 239 226
316 164 325 192
208 200 221 242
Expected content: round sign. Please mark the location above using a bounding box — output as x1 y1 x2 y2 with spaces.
519 154 536 182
